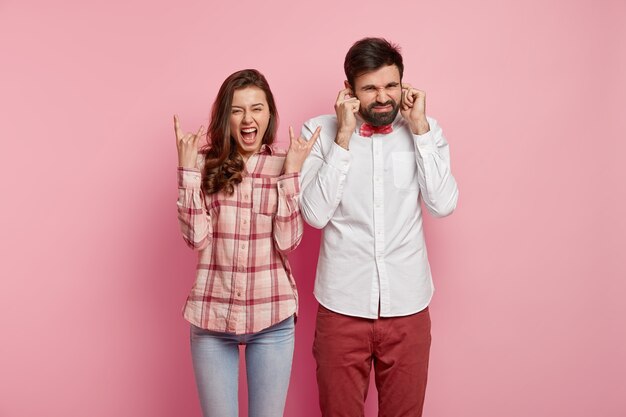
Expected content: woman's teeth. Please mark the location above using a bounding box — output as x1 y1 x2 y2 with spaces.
241 127 257 142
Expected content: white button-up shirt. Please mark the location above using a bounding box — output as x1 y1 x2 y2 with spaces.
300 114 459 318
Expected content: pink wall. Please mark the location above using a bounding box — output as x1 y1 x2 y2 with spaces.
1 0 625 416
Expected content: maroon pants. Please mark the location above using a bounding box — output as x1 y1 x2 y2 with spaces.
313 305 431 417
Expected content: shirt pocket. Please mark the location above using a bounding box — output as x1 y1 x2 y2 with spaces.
391 151 418 189
252 177 278 215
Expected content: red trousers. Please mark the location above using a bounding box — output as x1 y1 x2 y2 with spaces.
313 305 431 417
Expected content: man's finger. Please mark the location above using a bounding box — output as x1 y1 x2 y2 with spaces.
336 88 352 102
403 90 414 106
406 89 415 103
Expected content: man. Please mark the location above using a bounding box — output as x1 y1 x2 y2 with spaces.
299 37 459 417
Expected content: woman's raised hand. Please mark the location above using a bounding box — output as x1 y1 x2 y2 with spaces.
283 126 321 174
174 114 205 169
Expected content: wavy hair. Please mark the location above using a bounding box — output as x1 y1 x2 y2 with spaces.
201 69 278 195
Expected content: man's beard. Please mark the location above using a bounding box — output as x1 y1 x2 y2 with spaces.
360 100 399 126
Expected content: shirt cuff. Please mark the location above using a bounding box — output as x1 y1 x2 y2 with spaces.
177 167 202 188
277 172 300 196
324 142 351 172
413 131 437 156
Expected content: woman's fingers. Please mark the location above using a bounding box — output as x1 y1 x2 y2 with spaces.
174 114 182 141
194 125 205 144
174 115 205 146
289 126 296 144
307 126 322 149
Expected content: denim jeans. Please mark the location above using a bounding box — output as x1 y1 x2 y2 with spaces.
190 315 295 417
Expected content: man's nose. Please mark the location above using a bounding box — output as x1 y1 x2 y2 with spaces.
376 88 389 103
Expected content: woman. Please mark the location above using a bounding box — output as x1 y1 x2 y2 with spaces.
174 69 320 417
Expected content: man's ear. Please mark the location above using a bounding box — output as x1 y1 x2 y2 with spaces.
344 80 353 94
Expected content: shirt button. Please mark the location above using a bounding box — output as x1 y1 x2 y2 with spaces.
237 292 241 297
244 194 249 200
241 243 246 249
238 266 244 272
242 219 247 224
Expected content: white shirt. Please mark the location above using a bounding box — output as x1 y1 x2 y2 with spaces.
300 114 459 318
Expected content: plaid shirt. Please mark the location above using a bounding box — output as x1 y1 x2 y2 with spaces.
177 145 301 334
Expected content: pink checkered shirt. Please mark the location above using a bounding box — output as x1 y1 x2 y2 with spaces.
177 145 301 334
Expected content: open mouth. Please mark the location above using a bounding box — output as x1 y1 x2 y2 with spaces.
241 127 257 144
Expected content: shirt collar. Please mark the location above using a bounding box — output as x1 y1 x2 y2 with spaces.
244 143 272 175
258 143 273 155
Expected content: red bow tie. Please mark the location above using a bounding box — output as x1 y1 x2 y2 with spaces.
359 123 393 137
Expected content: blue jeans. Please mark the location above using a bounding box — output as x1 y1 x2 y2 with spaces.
190 316 295 417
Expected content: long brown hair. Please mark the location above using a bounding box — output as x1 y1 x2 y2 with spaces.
201 69 279 195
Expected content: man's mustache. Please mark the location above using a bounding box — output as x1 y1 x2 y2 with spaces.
368 100 396 110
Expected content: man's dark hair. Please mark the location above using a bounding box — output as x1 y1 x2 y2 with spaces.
344 37 404 87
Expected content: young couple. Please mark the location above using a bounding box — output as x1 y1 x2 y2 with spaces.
175 37 459 417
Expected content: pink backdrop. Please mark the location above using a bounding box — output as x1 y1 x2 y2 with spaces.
1 0 625 416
